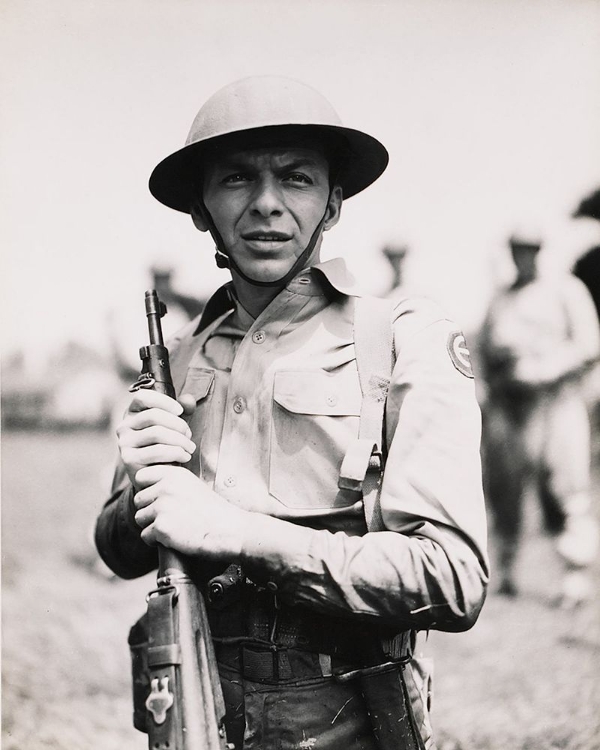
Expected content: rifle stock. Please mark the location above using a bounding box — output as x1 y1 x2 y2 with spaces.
132 290 232 750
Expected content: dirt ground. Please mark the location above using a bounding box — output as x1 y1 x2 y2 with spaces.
2 430 599 750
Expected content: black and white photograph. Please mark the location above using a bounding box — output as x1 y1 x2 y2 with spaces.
2 1 599 748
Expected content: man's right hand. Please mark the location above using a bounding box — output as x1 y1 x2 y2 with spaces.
116 389 196 488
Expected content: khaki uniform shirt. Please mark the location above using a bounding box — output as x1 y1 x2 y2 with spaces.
480 274 600 393
96 258 488 632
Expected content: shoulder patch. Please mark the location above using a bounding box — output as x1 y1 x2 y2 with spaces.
446 331 474 378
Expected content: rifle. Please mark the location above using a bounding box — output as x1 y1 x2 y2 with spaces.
130 289 233 750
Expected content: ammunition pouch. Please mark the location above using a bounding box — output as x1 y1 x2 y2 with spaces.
128 613 151 733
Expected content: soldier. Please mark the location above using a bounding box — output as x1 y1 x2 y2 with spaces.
95 76 488 750
382 243 410 299
150 264 207 322
479 230 600 605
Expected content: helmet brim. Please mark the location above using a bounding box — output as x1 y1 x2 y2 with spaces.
148 124 389 213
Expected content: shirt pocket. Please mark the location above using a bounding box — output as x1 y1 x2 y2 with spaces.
270 368 362 509
180 367 215 477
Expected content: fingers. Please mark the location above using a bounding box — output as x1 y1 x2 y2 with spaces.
120 419 195 469
121 410 193 443
122 407 192 434
117 389 198 484
122 443 194 471
135 464 177 490
128 389 184 415
118 402 195 468
133 474 164 532
140 525 157 546
134 502 155 528
120 421 195 452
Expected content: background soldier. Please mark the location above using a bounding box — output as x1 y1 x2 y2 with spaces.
95 76 488 749
382 243 410 299
479 230 600 605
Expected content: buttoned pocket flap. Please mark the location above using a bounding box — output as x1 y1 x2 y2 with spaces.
273 370 361 416
181 368 215 402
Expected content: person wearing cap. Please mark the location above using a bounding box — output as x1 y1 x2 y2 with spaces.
95 76 488 750
479 231 600 605
382 243 410 299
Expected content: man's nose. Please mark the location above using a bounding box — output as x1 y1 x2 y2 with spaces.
249 177 284 217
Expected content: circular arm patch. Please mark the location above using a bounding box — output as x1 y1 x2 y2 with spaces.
447 331 474 378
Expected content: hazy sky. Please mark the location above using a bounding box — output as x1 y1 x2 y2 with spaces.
2 0 599 365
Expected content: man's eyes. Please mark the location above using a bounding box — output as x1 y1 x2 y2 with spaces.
220 172 314 185
222 173 249 184
284 172 313 185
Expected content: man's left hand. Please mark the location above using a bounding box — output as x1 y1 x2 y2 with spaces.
133 465 248 559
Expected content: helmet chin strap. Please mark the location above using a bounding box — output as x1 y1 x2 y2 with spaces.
200 194 332 289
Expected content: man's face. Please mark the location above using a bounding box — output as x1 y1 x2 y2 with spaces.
198 144 341 283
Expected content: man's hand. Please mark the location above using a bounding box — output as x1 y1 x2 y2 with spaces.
133 465 248 559
116 389 197 487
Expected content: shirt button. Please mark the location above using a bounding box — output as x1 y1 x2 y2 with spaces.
252 330 266 344
326 394 338 407
224 476 236 488
232 396 245 414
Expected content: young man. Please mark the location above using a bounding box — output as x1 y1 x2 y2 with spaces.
96 76 488 750
480 231 599 605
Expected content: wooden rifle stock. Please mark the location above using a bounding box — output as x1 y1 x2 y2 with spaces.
132 290 232 750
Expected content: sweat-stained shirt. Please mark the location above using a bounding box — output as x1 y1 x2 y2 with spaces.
95 258 488 633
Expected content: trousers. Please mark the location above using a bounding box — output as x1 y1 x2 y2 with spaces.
218 646 377 750
483 385 598 579
215 643 430 750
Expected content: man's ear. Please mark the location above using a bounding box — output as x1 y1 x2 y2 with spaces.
323 185 342 232
190 200 209 232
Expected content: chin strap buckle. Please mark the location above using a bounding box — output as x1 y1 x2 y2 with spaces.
215 248 230 269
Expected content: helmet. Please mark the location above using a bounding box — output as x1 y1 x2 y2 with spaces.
382 244 408 258
149 76 389 213
509 230 543 251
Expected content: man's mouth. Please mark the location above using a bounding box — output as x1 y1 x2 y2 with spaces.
241 231 292 242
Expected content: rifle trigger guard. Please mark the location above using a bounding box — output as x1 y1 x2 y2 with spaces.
129 373 156 392
146 584 179 603
145 676 174 725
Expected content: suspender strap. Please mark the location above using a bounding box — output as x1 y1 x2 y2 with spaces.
339 296 395 532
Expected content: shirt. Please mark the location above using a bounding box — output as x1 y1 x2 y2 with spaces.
96 258 488 632
480 274 600 393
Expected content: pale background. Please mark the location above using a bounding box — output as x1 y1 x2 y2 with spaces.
2 0 599 370
2 3 600 748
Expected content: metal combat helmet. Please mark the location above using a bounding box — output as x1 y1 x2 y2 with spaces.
149 76 389 286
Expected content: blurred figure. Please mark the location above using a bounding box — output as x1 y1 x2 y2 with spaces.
479 229 600 606
573 246 600 321
572 186 600 320
382 243 410 299
109 265 207 386
150 265 206 322
572 187 600 434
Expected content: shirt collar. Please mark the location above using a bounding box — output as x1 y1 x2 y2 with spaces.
193 257 359 335
307 257 360 298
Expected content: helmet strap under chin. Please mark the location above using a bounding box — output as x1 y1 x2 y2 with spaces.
199 194 332 289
